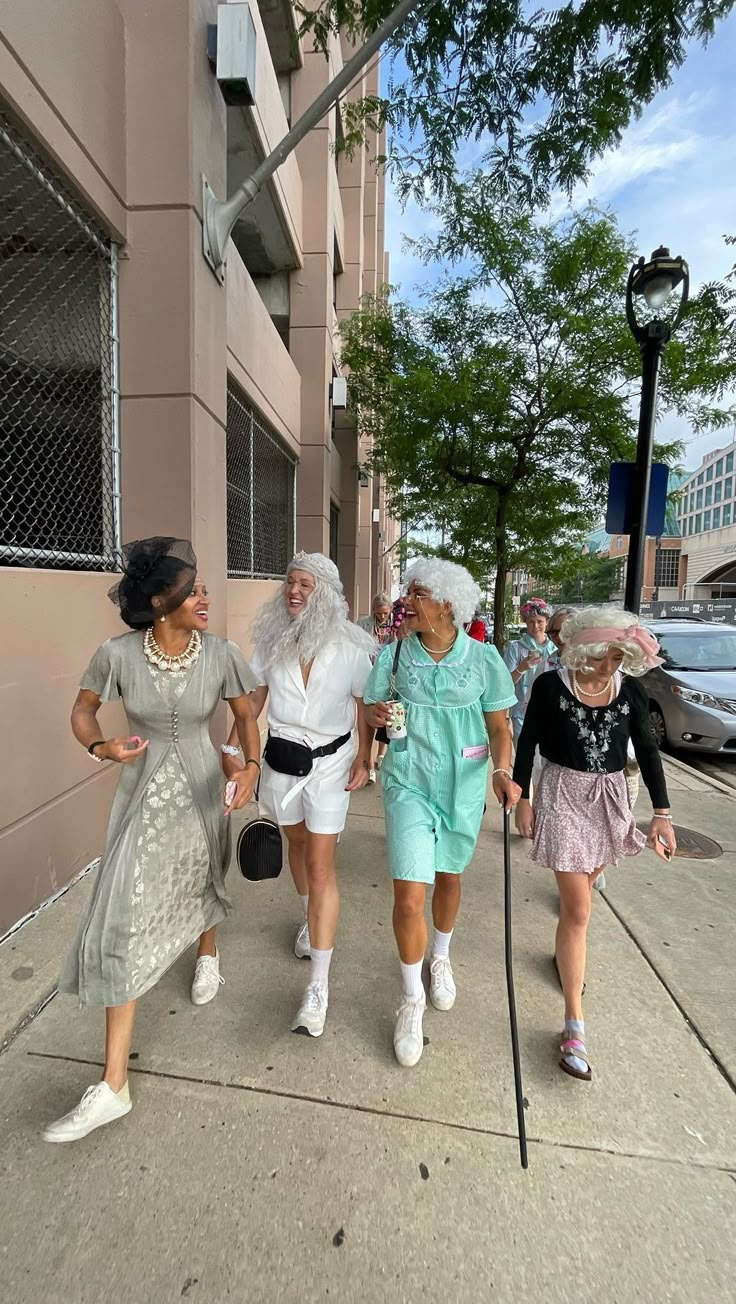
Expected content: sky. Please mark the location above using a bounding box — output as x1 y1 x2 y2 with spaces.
383 10 736 476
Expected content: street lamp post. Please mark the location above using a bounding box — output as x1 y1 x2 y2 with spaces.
623 246 689 615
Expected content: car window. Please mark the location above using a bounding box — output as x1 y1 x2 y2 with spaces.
655 630 736 670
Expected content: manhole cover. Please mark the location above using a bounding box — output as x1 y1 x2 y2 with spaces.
636 824 723 859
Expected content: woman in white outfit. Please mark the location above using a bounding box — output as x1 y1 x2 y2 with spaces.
225 552 375 1037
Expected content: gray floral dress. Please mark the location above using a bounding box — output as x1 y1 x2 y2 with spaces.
60 631 257 1006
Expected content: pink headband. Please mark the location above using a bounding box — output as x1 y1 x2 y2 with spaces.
567 624 663 669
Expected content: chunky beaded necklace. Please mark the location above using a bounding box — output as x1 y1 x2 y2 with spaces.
143 626 202 672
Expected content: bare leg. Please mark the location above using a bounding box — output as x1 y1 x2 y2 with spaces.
393 881 428 963
431 872 462 934
305 832 340 950
284 821 309 897
197 926 217 959
103 1001 136 1092
554 872 592 1023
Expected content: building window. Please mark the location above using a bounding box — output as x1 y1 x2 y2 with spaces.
704 509 711 531
0 108 119 570
705 484 713 506
727 452 734 473
695 513 702 533
715 480 723 503
654 548 680 588
716 458 724 476
616 536 623 549
696 488 704 509
329 502 339 565
726 477 733 500
706 464 714 481
226 379 296 578
714 506 721 529
697 472 704 485
724 503 732 527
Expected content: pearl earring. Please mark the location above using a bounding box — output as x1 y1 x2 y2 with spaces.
159 614 166 623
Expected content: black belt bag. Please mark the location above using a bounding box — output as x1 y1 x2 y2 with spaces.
263 731 352 777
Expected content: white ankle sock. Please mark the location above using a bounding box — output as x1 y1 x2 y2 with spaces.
310 947 333 989
431 927 453 959
298 894 309 919
400 960 424 1000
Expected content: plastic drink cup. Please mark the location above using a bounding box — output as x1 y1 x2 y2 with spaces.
386 700 407 740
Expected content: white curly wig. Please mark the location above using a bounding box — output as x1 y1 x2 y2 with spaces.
403 558 481 628
560 607 651 678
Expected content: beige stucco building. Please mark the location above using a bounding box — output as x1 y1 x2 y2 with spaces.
0 0 397 935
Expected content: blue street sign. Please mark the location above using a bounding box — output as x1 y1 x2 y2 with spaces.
605 462 669 536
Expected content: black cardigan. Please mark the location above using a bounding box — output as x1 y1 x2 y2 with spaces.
513 671 670 809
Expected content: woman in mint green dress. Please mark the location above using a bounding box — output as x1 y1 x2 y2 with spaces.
364 559 519 1069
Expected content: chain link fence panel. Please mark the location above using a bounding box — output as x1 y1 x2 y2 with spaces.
0 107 119 571
227 379 295 578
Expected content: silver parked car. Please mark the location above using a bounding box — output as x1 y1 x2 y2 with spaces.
642 620 736 753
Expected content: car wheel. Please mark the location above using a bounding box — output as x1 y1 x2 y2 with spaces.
649 703 667 750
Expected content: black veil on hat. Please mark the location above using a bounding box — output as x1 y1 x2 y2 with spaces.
109 537 197 629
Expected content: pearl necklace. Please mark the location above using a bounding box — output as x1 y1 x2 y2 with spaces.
573 671 614 700
419 631 458 655
144 626 202 672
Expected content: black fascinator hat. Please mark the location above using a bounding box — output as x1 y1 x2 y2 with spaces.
109 537 197 629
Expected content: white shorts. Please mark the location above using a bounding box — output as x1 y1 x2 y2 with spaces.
258 738 357 835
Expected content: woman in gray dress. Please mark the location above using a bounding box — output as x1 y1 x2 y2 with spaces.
44 538 260 1143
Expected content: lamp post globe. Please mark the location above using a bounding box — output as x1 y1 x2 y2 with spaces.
622 247 689 616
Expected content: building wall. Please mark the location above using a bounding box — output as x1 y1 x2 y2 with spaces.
0 0 390 934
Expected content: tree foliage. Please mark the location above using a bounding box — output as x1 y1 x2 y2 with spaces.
339 201 735 644
297 1 734 203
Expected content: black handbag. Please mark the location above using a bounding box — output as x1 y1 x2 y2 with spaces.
375 638 403 745
237 814 283 881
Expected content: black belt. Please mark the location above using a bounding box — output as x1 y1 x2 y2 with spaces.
264 731 352 778
310 731 352 759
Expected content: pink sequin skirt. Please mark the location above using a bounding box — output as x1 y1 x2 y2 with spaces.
531 763 645 874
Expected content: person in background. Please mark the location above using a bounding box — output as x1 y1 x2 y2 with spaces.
224 552 374 1039
364 559 519 1068
503 598 556 749
465 609 487 642
359 592 397 781
547 607 572 665
513 607 675 1083
44 538 260 1143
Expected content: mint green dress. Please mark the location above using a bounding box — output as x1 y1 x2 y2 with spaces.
364 631 516 883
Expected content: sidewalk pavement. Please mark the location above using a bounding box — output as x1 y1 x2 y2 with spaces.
1 758 735 1303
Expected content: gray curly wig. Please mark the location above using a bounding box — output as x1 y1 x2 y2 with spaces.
560 607 650 678
250 557 375 670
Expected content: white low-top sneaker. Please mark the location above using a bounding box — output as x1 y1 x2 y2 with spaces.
291 981 328 1037
368 769 377 784
429 955 457 1011
43 1081 131 1143
394 993 426 1067
294 919 311 960
593 872 606 893
191 950 224 1005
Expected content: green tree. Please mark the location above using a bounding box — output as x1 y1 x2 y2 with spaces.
339 203 735 646
558 555 623 605
298 1 734 203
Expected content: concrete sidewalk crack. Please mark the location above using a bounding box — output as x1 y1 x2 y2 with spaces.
26 1049 736 1176
600 893 736 1095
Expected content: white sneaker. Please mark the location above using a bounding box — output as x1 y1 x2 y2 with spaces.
43 1081 131 1143
294 918 311 959
394 993 426 1067
368 769 377 784
191 950 224 1005
593 872 606 893
375 754 384 772
429 955 456 1011
291 981 328 1037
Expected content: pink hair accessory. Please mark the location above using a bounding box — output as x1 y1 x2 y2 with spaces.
567 624 663 669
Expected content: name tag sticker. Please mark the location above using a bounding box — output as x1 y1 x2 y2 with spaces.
462 744 489 760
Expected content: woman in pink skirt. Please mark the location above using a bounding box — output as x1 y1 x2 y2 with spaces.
513 607 676 1082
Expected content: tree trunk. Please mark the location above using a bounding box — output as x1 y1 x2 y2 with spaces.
493 491 510 650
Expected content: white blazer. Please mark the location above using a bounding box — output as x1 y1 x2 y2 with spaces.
250 639 373 748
